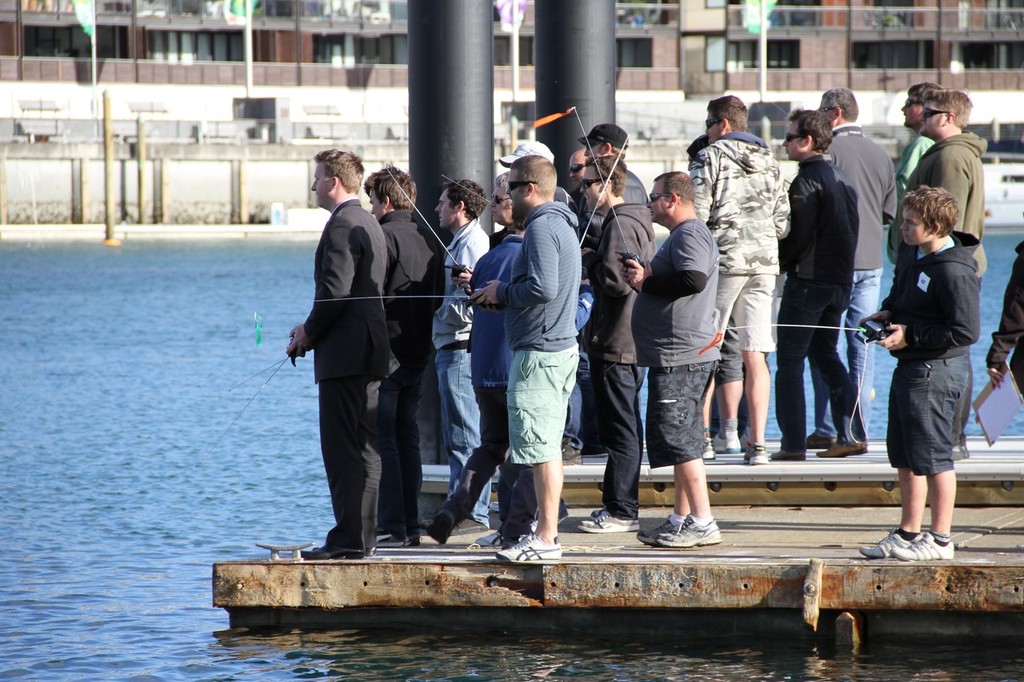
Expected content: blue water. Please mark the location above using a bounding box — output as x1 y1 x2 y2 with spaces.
2 235 1023 680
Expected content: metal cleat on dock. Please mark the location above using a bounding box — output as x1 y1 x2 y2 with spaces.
255 542 313 562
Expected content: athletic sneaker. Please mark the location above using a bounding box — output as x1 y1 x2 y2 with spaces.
702 437 716 461
713 432 742 455
495 533 562 563
474 530 503 547
655 515 722 548
745 444 769 466
637 517 681 547
859 529 915 559
579 509 640 533
891 532 955 561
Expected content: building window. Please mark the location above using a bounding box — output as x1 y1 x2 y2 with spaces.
618 38 653 67
961 41 1024 69
706 36 726 72
851 41 932 69
494 36 534 66
312 34 408 65
147 31 243 63
25 26 128 59
727 40 799 70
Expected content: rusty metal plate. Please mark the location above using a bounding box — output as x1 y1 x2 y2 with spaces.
213 561 545 609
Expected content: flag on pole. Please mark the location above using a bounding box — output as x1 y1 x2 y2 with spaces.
742 0 777 35
73 0 94 37
496 0 527 33
534 107 574 128
225 0 259 26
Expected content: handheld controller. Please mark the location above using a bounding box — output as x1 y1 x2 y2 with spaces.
858 320 890 344
618 251 642 266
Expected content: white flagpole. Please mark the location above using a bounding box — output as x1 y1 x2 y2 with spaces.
244 0 253 96
91 0 98 137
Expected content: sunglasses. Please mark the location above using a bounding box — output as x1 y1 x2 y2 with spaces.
568 163 585 173
648 192 672 203
705 118 722 129
507 180 536 191
903 98 923 109
580 177 603 189
492 194 511 204
783 132 806 143
922 108 950 119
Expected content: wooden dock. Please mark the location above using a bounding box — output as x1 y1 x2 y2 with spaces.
213 438 1024 642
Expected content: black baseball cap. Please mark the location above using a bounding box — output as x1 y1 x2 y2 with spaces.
577 123 629 150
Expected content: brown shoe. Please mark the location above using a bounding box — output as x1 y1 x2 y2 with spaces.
805 433 837 450
771 450 806 461
817 442 868 458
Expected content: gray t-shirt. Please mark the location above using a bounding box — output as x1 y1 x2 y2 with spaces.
632 218 721 368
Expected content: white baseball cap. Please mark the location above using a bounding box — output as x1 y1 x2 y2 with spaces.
499 140 555 167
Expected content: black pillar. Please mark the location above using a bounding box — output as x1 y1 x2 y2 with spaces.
534 0 616 188
408 0 494 230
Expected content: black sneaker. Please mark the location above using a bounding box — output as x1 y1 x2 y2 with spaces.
425 510 455 545
377 534 421 547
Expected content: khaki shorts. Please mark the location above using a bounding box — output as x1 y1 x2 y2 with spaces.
715 273 777 353
507 348 579 465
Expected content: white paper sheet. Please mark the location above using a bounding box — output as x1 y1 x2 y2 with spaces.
973 363 1024 446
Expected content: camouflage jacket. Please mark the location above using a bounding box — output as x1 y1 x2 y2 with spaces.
690 133 789 275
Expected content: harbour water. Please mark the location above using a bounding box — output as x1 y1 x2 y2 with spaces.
2 234 1024 680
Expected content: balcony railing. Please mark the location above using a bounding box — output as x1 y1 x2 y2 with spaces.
726 5 1024 36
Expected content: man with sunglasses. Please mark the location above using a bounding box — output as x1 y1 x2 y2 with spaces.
690 95 788 466
470 155 581 563
808 87 897 458
774 109 865 463
885 82 941 263
889 87 987 462
576 156 656 534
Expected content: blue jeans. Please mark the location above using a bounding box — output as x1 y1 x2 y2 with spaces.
775 277 865 453
376 363 426 540
812 268 881 440
435 348 489 526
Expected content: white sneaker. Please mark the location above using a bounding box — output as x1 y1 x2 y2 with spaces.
702 437 716 461
474 530 503 547
578 509 640 533
859 529 915 559
745 444 769 466
713 432 742 455
654 515 722 548
495 533 562 563
891 532 955 561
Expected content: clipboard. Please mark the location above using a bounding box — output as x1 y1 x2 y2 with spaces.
973 363 1024 446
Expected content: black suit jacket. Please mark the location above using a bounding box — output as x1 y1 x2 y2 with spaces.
303 199 389 383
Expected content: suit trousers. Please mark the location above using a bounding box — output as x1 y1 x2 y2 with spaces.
318 375 381 553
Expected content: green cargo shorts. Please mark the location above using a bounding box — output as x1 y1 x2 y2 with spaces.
507 348 579 465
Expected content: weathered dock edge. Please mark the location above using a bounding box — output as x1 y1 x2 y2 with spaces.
213 557 1024 641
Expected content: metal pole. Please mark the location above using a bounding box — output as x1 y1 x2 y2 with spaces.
91 0 99 139
245 0 254 95
758 0 768 103
408 0 493 229
103 91 121 247
510 2 520 147
137 117 147 224
535 0 616 189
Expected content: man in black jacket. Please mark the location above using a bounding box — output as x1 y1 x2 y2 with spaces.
364 164 444 547
774 110 865 462
288 149 389 560
577 155 656 533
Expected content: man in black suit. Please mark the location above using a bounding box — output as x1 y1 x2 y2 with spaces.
287 149 389 560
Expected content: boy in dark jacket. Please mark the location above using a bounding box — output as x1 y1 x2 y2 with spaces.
860 186 980 562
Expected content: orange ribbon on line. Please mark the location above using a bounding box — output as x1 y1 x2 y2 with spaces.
698 331 724 356
533 107 574 128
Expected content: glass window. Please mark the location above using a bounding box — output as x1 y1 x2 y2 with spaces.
727 40 799 69
618 38 653 68
706 36 726 72
851 41 932 69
